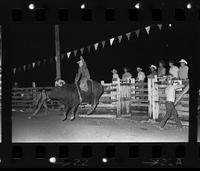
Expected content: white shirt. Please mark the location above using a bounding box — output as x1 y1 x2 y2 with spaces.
112 73 119 79
178 65 188 80
165 84 183 102
169 66 179 78
137 71 145 81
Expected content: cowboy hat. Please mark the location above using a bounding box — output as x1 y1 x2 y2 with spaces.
111 69 117 73
150 65 157 69
137 67 142 71
179 59 188 65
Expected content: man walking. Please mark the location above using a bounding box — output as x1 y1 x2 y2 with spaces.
159 76 185 130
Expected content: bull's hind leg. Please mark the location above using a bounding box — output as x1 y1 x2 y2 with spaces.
62 106 71 121
70 105 79 121
87 98 99 115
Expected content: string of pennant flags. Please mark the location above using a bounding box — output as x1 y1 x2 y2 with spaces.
13 23 163 75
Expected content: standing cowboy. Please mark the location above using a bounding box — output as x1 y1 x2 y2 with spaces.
136 67 145 82
111 69 119 81
157 60 166 77
76 56 91 92
178 59 189 80
122 67 132 82
169 60 179 78
32 88 49 116
148 65 157 78
159 76 185 130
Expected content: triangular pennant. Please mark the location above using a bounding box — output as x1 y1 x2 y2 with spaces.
43 59 46 64
67 52 71 58
157 24 162 30
126 32 131 40
80 48 84 54
55 56 58 62
145 26 151 35
101 41 106 48
32 62 36 68
74 50 77 56
23 65 26 71
37 61 41 66
87 45 91 53
135 29 140 38
110 38 115 46
27 64 31 70
118 35 123 43
61 54 64 60
94 43 99 51
13 68 16 74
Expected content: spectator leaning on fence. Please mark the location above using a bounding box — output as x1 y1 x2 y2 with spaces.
111 69 119 81
122 67 132 82
159 76 185 130
136 67 145 82
148 65 157 78
178 59 188 80
157 60 166 77
169 60 179 78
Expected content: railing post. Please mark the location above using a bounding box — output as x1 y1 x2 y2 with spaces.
116 78 121 117
152 76 159 120
148 78 152 118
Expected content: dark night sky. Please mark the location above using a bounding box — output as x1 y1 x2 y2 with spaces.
10 22 196 87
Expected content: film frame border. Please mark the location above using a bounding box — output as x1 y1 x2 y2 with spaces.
0 0 200 168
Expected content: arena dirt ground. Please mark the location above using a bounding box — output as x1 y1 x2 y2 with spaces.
12 110 188 143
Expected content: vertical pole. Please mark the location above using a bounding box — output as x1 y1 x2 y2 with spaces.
148 78 152 118
154 76 159 120
55 24 61 80
116 78 121 117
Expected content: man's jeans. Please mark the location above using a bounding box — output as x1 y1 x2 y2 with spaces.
160 101 182 128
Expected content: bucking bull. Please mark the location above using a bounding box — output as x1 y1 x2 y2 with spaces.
33 79 104 121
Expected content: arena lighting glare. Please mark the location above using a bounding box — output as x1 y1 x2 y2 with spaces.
102 158 108 163
49 157 57 164
186 3 192 9
81 3 86 9
134 3 140 9
28 3 35 10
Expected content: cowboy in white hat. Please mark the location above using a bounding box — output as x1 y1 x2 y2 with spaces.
76 56 91 92
178 59 188 80
136 67 145 82
148 65 157 78
111 69 119 81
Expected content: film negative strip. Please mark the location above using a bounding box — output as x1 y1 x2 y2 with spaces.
0 0 200 168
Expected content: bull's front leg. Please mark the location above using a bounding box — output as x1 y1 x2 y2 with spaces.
62 106 70 121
